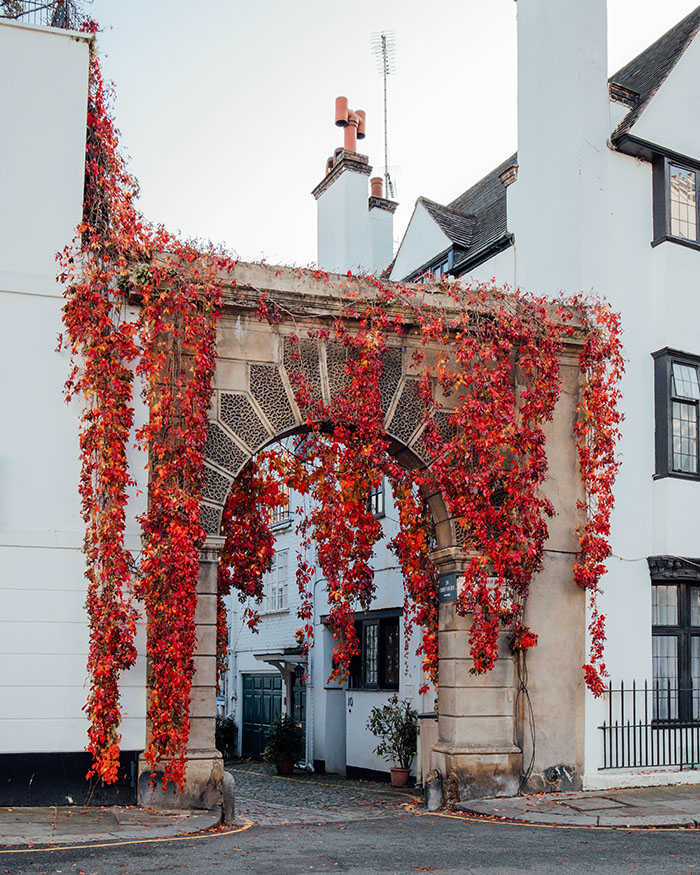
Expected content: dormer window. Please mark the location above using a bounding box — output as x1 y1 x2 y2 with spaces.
653 158 700 249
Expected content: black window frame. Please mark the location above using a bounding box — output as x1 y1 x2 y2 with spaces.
653 348 700 481
348 611 400 691
366 478 385 518
650 573 700 725
653 155 700 252
408 249 454 284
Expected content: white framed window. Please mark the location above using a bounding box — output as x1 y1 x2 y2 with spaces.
269 485 292 528
264 549 289 612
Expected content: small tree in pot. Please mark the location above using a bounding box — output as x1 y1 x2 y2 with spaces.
263 714 304 775
366 694 418 787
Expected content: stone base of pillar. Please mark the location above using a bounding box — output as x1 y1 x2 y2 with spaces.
137 749 224 811
431 742 521 801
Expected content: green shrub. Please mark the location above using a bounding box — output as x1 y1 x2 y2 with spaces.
215 715 237 759
263 714 304 766
366 694 418 769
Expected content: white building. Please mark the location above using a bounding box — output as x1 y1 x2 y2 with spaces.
224 476 431 781
390 0 700 788
0 16 148 804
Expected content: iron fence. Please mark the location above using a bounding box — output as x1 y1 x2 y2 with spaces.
600 680 700 770
0 1 76 29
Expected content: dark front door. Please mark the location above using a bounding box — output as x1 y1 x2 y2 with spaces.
241 673 282 757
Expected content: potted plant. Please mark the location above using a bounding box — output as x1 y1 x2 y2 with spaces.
263 714 304 775
366 694 418 787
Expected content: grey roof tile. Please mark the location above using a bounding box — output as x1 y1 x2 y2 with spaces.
418 197 476 249
610 5 700 140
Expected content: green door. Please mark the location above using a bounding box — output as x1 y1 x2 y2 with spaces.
241 673 282 757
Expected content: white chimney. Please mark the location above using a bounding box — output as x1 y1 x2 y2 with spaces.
508 0 610 296
312 98 396 275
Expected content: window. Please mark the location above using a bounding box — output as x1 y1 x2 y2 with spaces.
264 549 288 612
270 485 292 528
349 614 400 690
652 580 700 722
669 165 697 241
411 252 452 283
367 478 385 518
653 349 700 479
653 158 700 249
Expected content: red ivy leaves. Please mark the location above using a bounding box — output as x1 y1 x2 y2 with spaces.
63 27 623 789
61 30 230 787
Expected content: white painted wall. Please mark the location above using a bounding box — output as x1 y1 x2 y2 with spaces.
316 168 370 274
0 21 147 755
368 206 394 276
390 1 700 788
227 483 432 777
631 35 700 160
389 202 450 282
508 0 610 298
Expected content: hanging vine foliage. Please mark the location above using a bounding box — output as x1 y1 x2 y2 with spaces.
60 26 623 789
60 25 232 787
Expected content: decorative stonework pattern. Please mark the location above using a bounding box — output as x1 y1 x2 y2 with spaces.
409 430 433 465
250 364 297 434
433 410 458 445
205 421 247 476
326 341 355 400
378 347 403 417
387 380 426 444
200 503 222 537
203 465 230 505
648 555 700 581
220 392 270 452
283 337 323 405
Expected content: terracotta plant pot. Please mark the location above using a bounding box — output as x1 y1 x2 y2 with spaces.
390 767 410 788
276 759 294 776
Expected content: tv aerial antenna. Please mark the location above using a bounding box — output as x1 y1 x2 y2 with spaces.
370 30 396 199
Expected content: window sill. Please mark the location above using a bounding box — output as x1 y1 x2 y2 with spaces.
651 234 700 253
347 687 400 693
270 519 293 532
260 607 289 616
653 471 700 483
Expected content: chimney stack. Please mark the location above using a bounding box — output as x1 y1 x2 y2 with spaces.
312 98 397 275
508 0 609 296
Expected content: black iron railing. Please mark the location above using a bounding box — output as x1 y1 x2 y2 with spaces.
600 680 700 770
0 1 77 29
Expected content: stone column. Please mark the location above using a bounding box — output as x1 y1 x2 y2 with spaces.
138 546 224 810
429 547 521 801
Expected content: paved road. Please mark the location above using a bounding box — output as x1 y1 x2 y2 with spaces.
1 764 698 874
2 809 699 875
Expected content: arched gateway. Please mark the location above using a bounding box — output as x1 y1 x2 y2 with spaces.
140 261 588 809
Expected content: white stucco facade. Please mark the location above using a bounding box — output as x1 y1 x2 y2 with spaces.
390 0 700 789
0 20 147 762
225 483 432 779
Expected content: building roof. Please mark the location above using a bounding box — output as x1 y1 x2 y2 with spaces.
610 5 700 140
418 197 475 249
448 153 516 271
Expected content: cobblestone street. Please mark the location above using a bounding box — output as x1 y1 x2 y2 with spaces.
229 762 419 826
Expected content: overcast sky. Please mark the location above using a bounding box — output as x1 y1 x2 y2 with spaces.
86 0 700 267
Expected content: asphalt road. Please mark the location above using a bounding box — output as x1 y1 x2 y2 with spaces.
2 810 699 875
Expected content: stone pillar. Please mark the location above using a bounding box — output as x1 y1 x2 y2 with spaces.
138 546 224 810
430 547 521 801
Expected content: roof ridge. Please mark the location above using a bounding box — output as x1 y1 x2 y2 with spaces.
610 6 700 140
418 196 475 220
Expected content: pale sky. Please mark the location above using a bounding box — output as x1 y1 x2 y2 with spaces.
86 0 700 267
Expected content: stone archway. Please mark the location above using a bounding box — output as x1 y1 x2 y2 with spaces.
140 263 587 808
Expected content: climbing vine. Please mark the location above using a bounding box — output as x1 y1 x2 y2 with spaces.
61 26 623 790
60 25 231 787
